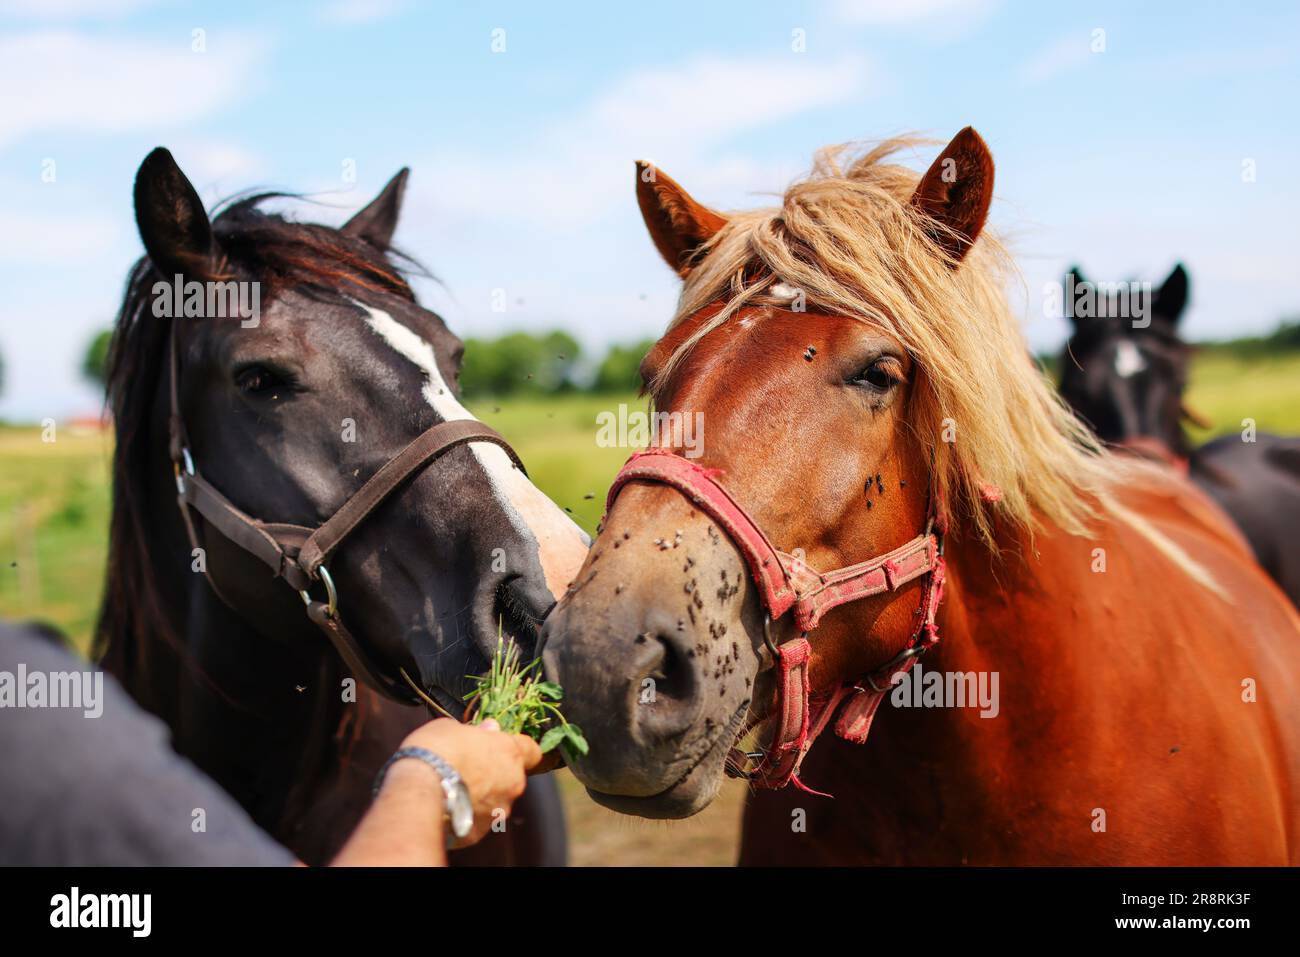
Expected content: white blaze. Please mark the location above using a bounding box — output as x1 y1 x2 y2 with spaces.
1114 340 1147 379
356 300 589 597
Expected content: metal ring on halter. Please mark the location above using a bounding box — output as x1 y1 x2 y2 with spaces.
299 564 338 618
865 644 926 693
763 614 779 661
725 750 765 780
173 447 196 494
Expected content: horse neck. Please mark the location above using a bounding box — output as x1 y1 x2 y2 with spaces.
861 514 1064 758
173 587 344 801
936 507 1092 678
119 420 357 845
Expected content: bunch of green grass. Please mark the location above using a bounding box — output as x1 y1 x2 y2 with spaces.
466 630 589 763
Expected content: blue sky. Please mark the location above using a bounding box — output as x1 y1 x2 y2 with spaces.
1 0 1297 420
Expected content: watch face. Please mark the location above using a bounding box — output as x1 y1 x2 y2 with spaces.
447 781 474 839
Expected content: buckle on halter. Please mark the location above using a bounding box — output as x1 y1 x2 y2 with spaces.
299 564 339 619
173 447 195 494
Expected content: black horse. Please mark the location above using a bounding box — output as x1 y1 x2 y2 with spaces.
94 149 590 864
1059 263 1300 609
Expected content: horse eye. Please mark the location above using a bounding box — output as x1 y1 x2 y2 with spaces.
853 358 902 391
234 364 286 396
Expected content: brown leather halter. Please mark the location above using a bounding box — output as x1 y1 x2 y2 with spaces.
166 321 526 708
604 450 947 792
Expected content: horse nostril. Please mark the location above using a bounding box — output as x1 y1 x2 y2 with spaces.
631 624 701 740
639 632 679 693
494 576 543 659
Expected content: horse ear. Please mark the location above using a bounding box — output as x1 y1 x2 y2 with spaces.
634 161 728 277
341 168 410 249
910 127 995 265
1153 262 1189 323
133 147 215 280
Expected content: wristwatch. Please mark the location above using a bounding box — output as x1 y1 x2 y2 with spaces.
373 746 474 846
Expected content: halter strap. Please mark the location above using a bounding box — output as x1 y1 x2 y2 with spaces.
166 321 525 705
606 452 799 616
295 419 524 579
603 449 947 790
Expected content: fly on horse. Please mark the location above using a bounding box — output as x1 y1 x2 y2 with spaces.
1058 263 1300 608
95 149 588 864
542 129 1300 864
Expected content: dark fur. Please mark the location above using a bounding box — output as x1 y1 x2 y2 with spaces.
1059 263 1300 608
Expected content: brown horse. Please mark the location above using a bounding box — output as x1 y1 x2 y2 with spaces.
542 129 1300 864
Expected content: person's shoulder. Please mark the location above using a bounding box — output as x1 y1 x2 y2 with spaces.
0 618 79 666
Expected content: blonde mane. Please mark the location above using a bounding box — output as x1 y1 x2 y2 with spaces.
653 136 1109 547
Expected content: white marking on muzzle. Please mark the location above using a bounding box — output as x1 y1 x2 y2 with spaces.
355 300 589 598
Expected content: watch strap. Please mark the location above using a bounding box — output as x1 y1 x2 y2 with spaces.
372 746 462 799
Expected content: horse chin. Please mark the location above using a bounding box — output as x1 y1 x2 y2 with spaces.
580 733 730 820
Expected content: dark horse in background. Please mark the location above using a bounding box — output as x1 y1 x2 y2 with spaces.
1059 264 1300 608
94 149 589 864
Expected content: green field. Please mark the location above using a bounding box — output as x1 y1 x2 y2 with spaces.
0 425 114 644
2 352 1298 864
1183 347 1300 443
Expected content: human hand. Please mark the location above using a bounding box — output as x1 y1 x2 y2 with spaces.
397 718 542 844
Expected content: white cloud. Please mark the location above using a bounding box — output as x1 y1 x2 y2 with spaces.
1018 33 1095 85
0 30 266 147
418 53 877 231
583 56 870 143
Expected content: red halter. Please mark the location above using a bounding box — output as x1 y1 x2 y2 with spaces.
604 450 947 793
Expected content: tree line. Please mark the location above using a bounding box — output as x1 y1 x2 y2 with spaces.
456 331 655 396
78 328 655 397
69 316 1300 399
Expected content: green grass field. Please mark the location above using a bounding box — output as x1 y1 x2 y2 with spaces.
2 351 1298 864
1183 347 1300 443
0 425 114 645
